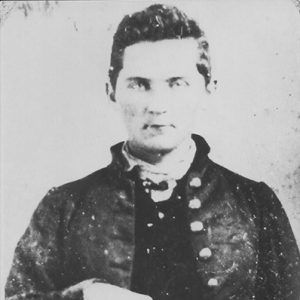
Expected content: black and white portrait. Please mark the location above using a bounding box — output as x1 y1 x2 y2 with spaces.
1 1 300 299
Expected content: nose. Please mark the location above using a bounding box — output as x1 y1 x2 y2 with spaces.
147 103 167 115
146 88 170 115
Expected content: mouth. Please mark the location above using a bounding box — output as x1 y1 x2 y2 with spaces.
143 124 175 129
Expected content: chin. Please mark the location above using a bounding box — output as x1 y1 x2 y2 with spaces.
144 135 183 153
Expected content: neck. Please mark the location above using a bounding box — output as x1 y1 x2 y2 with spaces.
127 137 193 166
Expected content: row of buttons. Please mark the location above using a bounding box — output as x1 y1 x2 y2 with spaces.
190 219 212 260
143 174 218 288
188 175 218 287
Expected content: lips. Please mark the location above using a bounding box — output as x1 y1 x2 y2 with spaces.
150 124 170 128
143 124 175 129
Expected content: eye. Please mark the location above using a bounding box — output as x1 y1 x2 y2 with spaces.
127 78 150 91
169 78 190 88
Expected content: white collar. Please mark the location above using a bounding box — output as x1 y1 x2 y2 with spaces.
122 138 196 184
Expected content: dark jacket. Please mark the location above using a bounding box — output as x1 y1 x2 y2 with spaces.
5 135 300 299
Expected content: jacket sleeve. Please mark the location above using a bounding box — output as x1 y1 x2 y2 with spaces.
255 182 300 300
5 188 95 300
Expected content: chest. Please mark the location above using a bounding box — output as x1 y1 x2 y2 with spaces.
65 171 259 297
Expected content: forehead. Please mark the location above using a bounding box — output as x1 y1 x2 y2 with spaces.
121 38 199 79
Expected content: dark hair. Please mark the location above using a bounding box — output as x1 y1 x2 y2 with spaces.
108 4 211 91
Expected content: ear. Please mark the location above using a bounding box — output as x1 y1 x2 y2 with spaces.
212 79 218 91
205 78 217 95
105 82 116 102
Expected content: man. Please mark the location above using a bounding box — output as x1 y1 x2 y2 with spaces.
5 4 300 300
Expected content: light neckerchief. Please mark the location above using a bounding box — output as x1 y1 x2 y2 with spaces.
122 139 196 202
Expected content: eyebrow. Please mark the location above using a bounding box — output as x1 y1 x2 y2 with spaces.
126 77 151 83
167 77 186 83
126 76 187 82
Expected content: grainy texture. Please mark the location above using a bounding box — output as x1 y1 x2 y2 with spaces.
5 136 300 299
2 0 300 295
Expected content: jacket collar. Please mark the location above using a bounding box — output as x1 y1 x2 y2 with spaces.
108 134 210 177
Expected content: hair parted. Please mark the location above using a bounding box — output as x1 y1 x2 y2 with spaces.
108 4 211 91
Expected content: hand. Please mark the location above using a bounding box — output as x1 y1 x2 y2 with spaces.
83 281 152 300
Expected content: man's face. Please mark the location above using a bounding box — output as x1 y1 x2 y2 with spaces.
114 38 208 153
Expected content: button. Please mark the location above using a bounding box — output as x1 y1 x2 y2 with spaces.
118 191 127 199
142 181 150 187
199 247 212 259
208 278 218 286
189 177 201 188
190 221 204 232
147 223 154 227
188 198 201 209
158 212 165 219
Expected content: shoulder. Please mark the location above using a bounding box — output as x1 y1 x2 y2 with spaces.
206 159 279 208
207 159 260 189
55 166 113 196
33 165 115 222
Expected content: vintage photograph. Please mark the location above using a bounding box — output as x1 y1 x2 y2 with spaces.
1 1 300 299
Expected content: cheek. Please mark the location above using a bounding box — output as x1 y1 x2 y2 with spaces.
178 106 199 129
174 86 206 119
122 104 136 118
119 102 144 129
115 86 143 119
172 97 200 119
